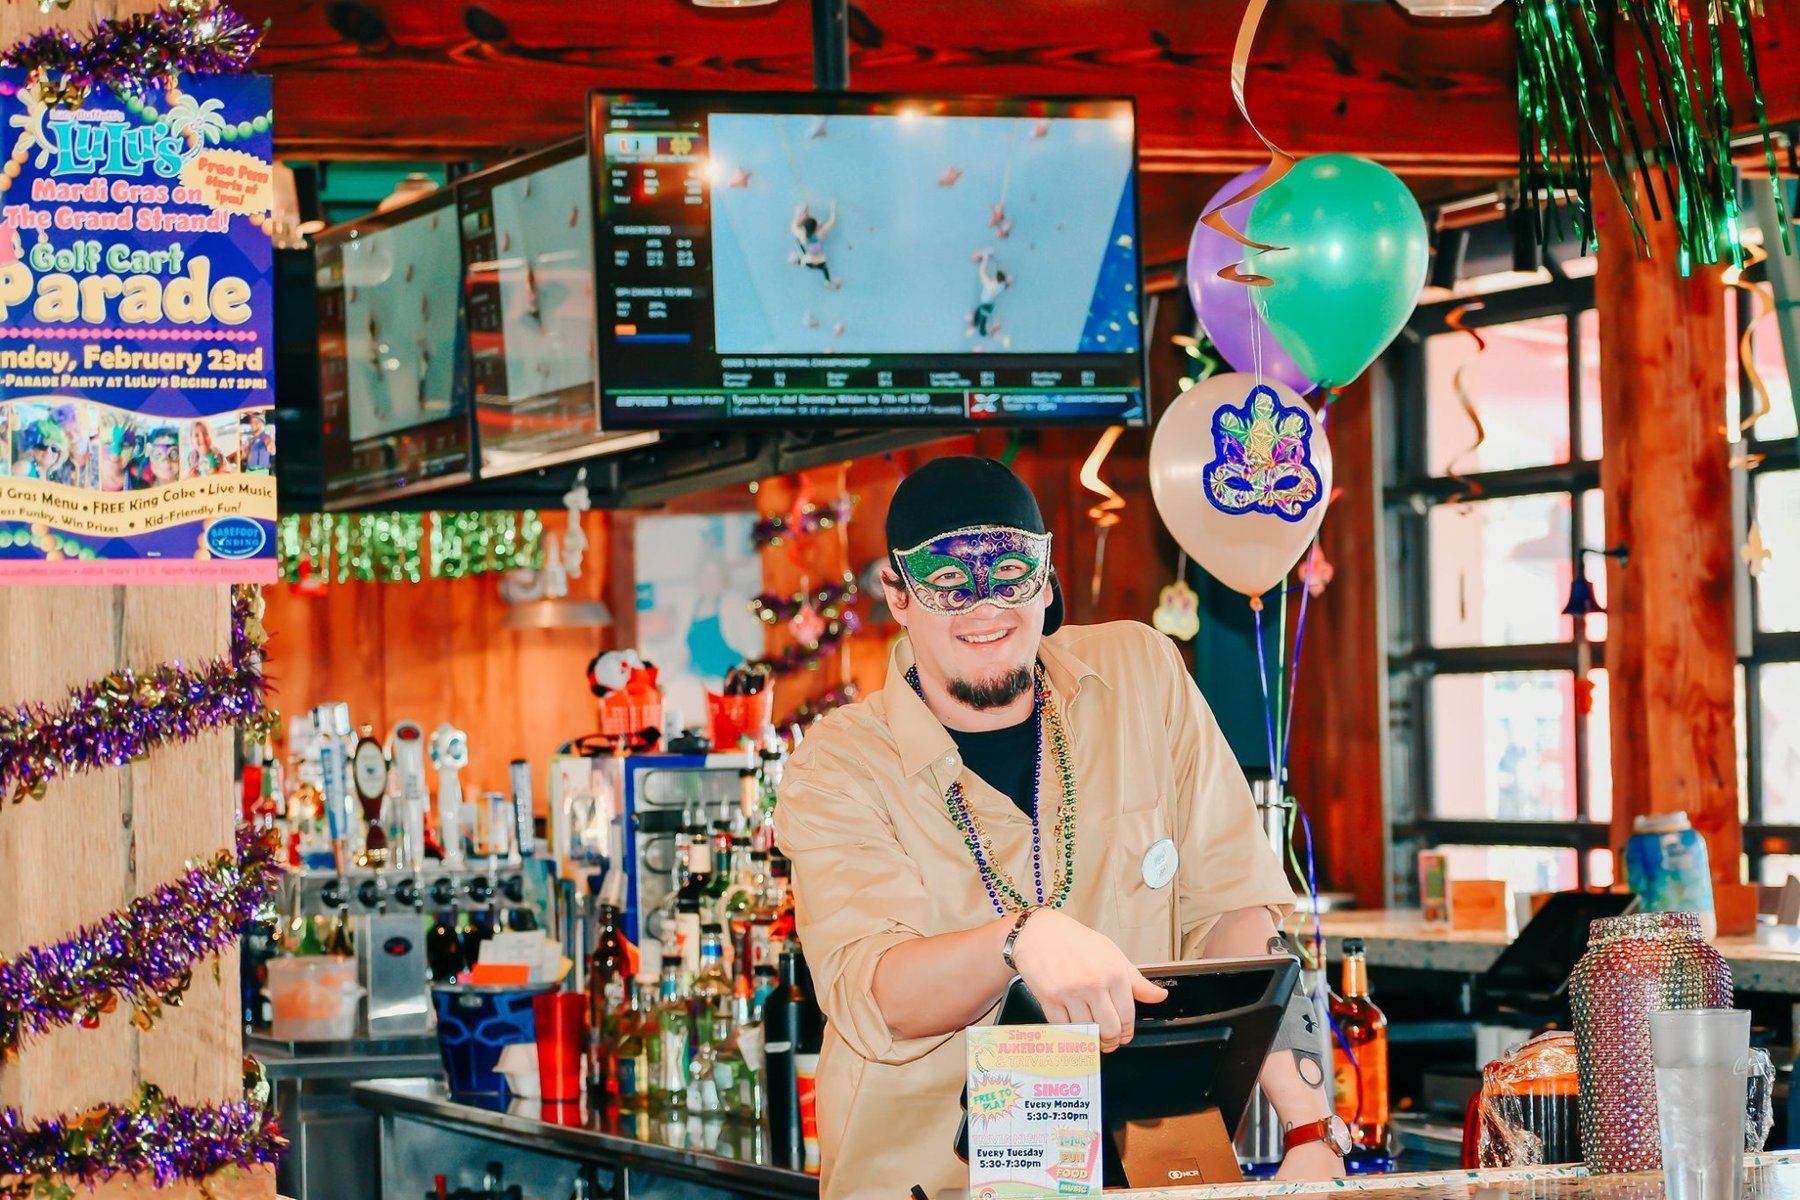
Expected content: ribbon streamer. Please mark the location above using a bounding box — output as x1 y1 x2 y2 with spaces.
1723 241 1775 455
1196 0 1293 287
1079 426 1127 606
1443 302 1489 502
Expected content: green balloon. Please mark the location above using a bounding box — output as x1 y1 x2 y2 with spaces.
1244 154 1429 388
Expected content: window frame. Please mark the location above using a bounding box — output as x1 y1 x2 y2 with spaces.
1385 275 1613 892
1735 281 1800 881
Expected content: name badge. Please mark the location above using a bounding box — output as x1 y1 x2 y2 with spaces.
1141 838 1178 890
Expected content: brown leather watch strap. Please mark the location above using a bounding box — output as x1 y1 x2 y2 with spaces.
1283 1116 1351 1156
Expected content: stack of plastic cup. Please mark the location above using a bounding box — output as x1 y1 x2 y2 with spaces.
1648 1009 1752 1200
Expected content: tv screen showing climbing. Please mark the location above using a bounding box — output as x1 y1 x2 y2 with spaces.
314 185 473 508
587 90 1146 428
456 138 608 477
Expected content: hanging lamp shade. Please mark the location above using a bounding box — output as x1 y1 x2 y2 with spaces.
1393 0 1505 15
1561 569 1605 617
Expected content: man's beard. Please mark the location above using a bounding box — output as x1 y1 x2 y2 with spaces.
947 665 1033 711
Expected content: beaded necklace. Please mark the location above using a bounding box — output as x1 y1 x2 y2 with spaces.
906 661 1078 915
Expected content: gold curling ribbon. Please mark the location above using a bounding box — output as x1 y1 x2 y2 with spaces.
1197 0 1294 288
1724 242 1774 470
1079 425 1127 607
1443 303 1489 501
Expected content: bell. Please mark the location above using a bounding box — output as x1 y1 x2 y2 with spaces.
1561 569 1605 617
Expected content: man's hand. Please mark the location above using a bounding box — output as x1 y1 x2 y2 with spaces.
1274 1141 1346 1182
1009 909 1168 1052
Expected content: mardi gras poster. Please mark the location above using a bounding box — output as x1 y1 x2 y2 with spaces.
0 72 275 583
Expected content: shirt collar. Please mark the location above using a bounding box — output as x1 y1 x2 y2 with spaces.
881 631 1111 779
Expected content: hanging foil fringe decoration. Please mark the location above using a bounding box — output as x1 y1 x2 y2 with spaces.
1514 0 1789 269
276 512 544 585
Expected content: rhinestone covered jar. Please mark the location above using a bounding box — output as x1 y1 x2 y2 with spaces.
1570 911 1732 1173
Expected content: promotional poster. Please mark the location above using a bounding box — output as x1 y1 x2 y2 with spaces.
967 1024 1103 1198
0 71 275 582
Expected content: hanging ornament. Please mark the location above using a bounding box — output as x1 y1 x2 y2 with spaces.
1724 243 1777 465
788 578 828 645
1153 553 1201 642
1742 521 1771 578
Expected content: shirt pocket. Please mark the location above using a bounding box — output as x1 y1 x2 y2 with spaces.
1099 804 1178 957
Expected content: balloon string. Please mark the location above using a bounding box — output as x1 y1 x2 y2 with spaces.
1196 0 1293 288
1279 397 1333 776
1252 601 1279 777
1724 242 1774 469
1443 302 1489 503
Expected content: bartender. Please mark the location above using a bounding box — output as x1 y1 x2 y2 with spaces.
775 457 1346 1199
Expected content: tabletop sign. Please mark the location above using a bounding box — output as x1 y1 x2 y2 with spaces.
967 1023 1102 1198
0 71 276 583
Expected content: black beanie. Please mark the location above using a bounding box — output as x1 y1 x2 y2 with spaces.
885 456 1064 634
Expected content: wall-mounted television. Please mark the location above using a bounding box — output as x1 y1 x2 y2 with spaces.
457 138 660 477
588 90 1146 428
314 187 473 508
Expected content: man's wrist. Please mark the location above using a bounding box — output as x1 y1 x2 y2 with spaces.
1001 905 1045 974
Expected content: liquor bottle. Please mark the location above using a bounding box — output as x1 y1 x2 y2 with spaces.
763 944 824 1171
750 964 779 1021
710 997 757 1119
748 858 792 974
652 958 693 1110
460 908 496 970
737 767 760 834
1330 938 1390 1153
705 820 734 909
587 871 631 1096
612 976 659 1111
720 843 763 978
675 820 712 979
691 925 735 1030
753 747 784 855
426 911 464 982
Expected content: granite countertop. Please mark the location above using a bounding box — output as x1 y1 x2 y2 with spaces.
1106 1153 1800 1200
1316 911 1800 992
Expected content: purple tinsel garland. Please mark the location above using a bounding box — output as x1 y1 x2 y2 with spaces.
750 574 860 624
0 1079 284 1193
750 497 856 550
0 586 270 805
2 2 262 108
0 827 282 1056
748 612 863 678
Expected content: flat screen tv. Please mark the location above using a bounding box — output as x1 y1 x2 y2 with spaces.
587 90 1146 428
314 185 473 508
457 138 659 477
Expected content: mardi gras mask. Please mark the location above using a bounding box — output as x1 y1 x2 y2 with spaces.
892 525 1053 616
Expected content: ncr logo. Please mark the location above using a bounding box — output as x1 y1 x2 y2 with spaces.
1165 1162 1204 1182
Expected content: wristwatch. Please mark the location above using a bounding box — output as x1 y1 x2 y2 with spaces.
1001 905 1044 974
1283 1115 1353 1158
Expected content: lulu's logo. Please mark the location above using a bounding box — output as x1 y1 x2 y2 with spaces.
49 118 190 179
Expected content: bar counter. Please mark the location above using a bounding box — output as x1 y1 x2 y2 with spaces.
1317 910 1800 992
1103 1153 1800 1200
355 1077 817 1199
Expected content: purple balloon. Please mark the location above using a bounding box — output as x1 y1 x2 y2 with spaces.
1186 168 1317 394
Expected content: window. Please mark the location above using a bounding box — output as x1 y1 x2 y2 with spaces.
1387 278 1612 898
1738 272 1800 880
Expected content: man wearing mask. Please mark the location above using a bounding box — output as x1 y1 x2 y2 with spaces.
775 457 1344 1199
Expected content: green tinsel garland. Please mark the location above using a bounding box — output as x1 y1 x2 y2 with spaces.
275 512 543 585
1515 0 1789 270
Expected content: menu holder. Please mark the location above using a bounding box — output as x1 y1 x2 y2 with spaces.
1713 882 1760 937
1451 879 1512 935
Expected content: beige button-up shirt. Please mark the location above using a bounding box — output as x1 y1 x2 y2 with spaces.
773 620 1296 1200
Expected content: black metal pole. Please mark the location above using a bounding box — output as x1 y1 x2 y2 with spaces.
811 0 850 92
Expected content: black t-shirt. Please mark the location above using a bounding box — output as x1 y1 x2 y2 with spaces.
947 712 1039 818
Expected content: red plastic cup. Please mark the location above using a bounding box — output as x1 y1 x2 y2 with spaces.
532 991 587 1103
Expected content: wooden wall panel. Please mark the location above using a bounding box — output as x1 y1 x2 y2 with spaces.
1285 378 1387 908
262 510 615 807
